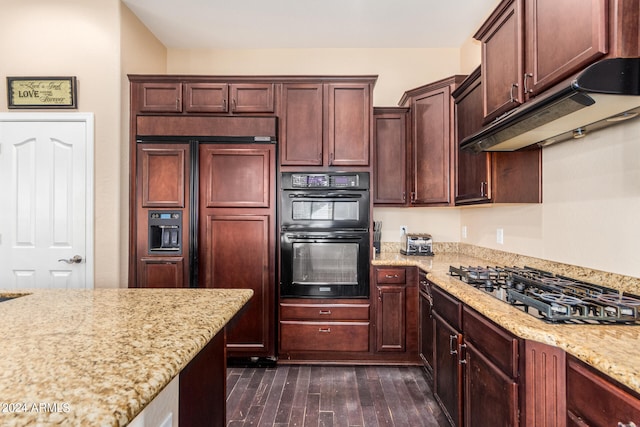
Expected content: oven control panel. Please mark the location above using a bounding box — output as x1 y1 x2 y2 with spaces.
289 173 362 189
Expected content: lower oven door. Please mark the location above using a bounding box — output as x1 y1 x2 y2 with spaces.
280 230 370 298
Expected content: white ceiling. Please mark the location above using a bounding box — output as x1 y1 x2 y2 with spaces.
122 0 499 49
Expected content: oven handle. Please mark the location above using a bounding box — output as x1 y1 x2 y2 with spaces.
288 193 363 199
285 234 365 240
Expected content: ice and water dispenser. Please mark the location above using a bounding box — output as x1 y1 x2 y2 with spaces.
148 211 182 254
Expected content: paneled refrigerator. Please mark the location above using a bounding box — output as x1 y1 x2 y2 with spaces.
132 127 277 361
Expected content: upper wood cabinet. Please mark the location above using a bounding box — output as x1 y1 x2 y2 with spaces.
453 67 542 205
475 0 608 123
400 76 465 206
373 107 409 205
134 79 275 115
279 80 375 168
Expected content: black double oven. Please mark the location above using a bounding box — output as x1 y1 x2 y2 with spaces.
280 172 370 298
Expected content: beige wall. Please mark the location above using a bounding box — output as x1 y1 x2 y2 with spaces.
1 0 165 287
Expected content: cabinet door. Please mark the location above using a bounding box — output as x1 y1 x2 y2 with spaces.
412 85 453 205
138 257 185 288
198 143 275 358
455 70 491 204
138 144 187 208
327 83 371 166
478 0 524 123
280 83 324 166
566 356 640 427
230 83 275 113
464 342 519 427
139 82 183 113
373 108 409 205
433 312 462 427
184 83 228 113
419 275 434 369
376 285 406 352
200 145 273 208
524 0 607 96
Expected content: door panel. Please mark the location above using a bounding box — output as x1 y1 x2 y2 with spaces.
0 115 92 289
200 145 272 208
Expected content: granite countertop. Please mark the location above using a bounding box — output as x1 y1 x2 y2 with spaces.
373 249 640 395
0 288 253 426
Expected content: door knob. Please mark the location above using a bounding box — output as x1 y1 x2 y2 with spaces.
58 255 83 264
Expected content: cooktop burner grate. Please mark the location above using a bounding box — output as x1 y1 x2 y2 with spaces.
449 265 640 325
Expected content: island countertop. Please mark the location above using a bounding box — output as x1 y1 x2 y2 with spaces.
0 288 253 426
373 249 640 396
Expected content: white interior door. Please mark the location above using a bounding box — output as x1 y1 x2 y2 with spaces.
0 113 93 289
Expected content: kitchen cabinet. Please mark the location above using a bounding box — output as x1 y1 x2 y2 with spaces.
136 80 274 115
566 355 640 427
279 80 374 168
462 306 519 427
400 76 465 206
373 267 419 362
184 82 275 114
432 285 463 426
418 269 434 371
453 67 542 205
279 300 371 359
475 0 607 123
373 107 409 205
429 283 566 426
198 144 276 360
135 143 190 288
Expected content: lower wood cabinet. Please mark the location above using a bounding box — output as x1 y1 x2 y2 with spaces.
373 266 420 363
566 355 640 427
430 282 565 427
279 300 371 361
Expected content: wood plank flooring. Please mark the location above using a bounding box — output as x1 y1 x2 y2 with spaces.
226 365 449 427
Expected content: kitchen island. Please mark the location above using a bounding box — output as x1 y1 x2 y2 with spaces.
373 244 640 395
0 288 252 426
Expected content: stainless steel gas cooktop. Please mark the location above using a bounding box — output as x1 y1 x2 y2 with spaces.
449 265 640 325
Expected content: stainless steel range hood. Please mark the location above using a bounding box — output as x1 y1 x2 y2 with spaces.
460 58 640 152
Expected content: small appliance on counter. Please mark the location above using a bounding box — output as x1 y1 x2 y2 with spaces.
400 232 434 256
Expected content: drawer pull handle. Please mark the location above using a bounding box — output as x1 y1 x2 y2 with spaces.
318 310 332 315
385 274 399 279
318 328 331 333
449 334 458 355
618 423 637 427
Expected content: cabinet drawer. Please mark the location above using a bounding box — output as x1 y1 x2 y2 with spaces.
432 285 461 330
280 321 369 352
280 303 370 321
375 268 406 284
567 356 640 426
463 306 518 378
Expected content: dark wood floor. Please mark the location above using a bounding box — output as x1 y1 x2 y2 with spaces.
226 365 449 427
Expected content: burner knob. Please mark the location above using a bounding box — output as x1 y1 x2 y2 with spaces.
484 280 494 292
515 282 526 292
505 278 514 288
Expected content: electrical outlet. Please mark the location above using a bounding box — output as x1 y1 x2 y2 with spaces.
496 228 504 245
400 225 408 237
462 225 468 239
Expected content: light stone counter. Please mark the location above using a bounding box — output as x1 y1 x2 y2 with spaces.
0 288 253 426
373 244 640 395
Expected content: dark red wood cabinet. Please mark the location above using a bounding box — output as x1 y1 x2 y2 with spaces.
373 107 409 205
399 76 465 206
453 67 542 205
373 267 419 363
566 355 640 427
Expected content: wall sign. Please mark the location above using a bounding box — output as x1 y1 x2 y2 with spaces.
7 76 77 109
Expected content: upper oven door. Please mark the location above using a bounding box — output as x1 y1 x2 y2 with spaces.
281 190 370 230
